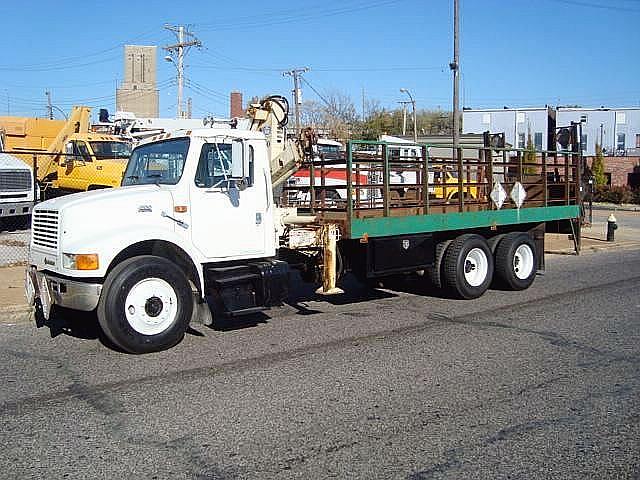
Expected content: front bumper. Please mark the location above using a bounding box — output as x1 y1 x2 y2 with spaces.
26 266 102 319
0 201 33 218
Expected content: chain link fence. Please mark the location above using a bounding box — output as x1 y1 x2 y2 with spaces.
0 147 129 267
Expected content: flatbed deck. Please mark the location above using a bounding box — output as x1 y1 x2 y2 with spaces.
284 139 583 240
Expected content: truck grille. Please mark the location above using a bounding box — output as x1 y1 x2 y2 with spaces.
0 170 32 191
32 209 59 250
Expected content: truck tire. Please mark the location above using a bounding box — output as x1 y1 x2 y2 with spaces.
97 255 193 354
486 234 506 255
443 234 494 299
426 239 452 289
494 232 537 290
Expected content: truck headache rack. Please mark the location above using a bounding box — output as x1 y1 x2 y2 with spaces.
282 140 582 239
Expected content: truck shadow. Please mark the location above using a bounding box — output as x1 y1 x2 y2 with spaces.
34 302 128 351
205 274 399 333
34 274 441 346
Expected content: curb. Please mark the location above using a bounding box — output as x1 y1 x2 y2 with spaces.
546 241 640 255
591 203 640 212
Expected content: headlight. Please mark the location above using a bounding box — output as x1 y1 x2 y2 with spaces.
63 253 99 270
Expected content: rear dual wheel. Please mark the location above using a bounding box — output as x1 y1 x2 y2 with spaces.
435 232 537 298
494 233 537 290
443 234 494 299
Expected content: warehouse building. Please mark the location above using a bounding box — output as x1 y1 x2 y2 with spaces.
556 107 640 157
462 107 556 151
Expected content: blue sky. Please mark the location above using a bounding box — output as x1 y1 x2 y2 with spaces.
1 0 639 119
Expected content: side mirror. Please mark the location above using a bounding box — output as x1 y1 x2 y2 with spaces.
230 140 249 180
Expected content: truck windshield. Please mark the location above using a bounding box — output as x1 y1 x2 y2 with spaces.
122 138 190 186
90 141 131 159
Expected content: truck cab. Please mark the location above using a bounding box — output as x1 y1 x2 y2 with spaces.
26 127 280 352
56 133 131 191
0 132 36 227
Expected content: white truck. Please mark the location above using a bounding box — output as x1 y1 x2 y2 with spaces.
0 131 37 227
25 98 583 354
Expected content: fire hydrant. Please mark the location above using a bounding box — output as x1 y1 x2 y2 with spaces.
607 214 618 242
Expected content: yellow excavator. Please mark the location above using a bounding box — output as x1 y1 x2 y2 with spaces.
0 106 131 195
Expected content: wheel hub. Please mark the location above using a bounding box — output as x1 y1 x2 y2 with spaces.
463 247 488 287
465 260 477 273
124 278 178 335
145 296 164 317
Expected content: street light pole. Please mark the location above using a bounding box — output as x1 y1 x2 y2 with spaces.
45 91 53 120
400 88 417 142
398 101 409 136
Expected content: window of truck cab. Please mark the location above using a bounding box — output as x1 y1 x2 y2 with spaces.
90 141 131 160
65 140 91 162
122 137 189 186
195 142 254 188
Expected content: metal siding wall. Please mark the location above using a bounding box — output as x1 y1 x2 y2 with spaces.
557 110 615 156
491 111 517 148
462 112 486 134
517 110 548 150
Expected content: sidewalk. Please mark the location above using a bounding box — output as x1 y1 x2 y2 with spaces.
0 265 33 324
592 202 640 212
546 213 640 254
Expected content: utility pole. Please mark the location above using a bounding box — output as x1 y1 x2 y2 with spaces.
400 89 417 142
362 87 366 122
164 25 202 119
45 91 53 119
398 101 410 136
283 67 309 135
187 97 192 119
451 0 460 157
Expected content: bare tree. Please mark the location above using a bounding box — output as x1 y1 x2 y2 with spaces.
300 100 325 128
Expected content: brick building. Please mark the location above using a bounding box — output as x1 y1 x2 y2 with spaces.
586 155 640 187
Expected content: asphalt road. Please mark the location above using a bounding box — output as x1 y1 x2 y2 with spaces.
1 248 639 479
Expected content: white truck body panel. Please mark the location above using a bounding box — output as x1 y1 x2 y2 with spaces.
0 152 36 219
28 128 276 308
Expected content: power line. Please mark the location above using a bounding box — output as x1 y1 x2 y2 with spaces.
546 0 640 11
0 28 161 71
196 0 406 31
299 76 333 110
164 25 202 118
185 79 228 102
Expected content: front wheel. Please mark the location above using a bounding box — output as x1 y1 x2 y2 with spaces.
97 255 193 354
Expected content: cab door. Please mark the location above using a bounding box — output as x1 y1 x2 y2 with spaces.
189 140 269 260
58 140 93 191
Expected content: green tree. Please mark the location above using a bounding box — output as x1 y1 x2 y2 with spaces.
592 143 606 186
